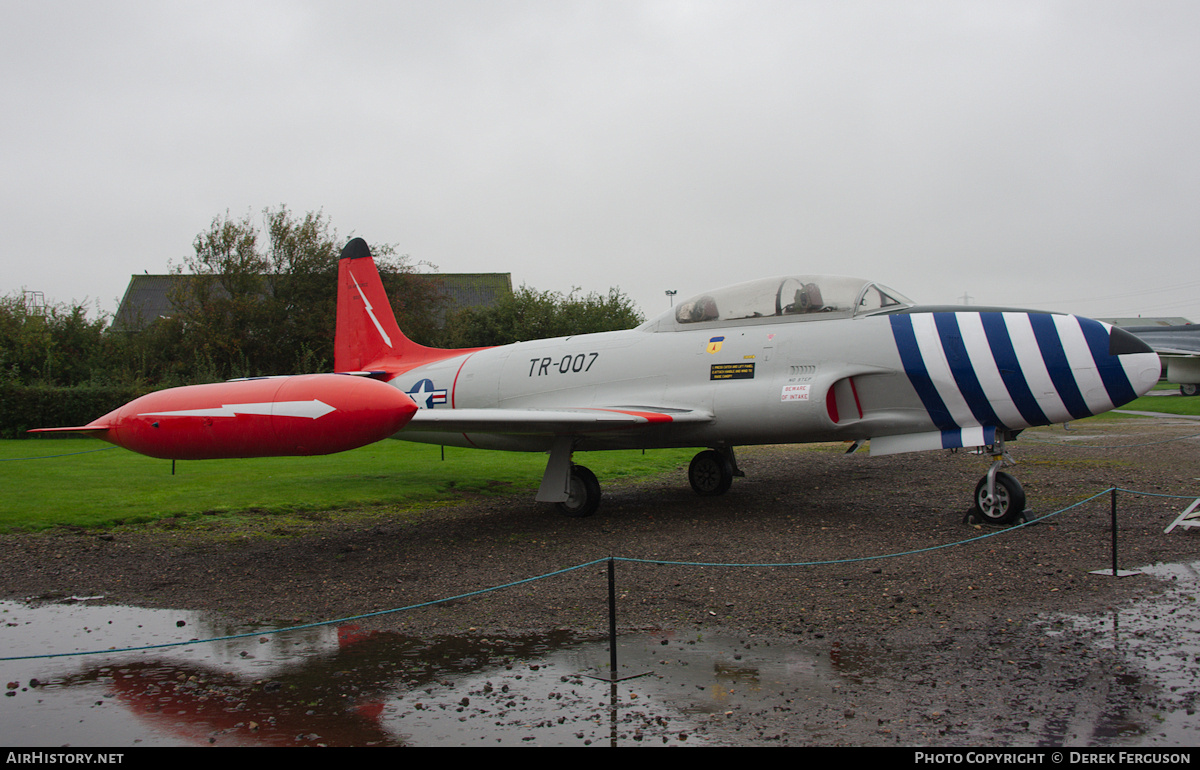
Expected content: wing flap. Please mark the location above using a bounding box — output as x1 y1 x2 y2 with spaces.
404 406 711 435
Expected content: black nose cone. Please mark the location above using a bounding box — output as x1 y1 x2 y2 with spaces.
1109 326 1154 356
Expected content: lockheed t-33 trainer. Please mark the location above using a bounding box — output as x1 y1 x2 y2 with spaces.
36 238 1161 525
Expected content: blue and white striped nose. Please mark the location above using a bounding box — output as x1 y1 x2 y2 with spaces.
890 311 1161 433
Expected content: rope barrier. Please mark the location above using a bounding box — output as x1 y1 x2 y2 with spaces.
3 484 1194 662
0 559 608 661
1113 487 1200 500
0 446 116 461
617 489 1108 568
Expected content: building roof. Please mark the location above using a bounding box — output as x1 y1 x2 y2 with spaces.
1099 317 1194 328
111 272 512 331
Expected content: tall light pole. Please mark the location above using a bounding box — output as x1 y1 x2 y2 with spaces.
665 290 677 307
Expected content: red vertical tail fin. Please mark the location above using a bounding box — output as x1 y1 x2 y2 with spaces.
335 238 410 373
335 238 484 374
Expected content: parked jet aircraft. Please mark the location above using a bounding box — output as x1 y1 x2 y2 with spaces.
1123 324 1200 396
36 238 1161 525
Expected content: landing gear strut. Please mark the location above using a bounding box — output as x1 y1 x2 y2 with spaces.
968 434 1027 526
537 439 602 517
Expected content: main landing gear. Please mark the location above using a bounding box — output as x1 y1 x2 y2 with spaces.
556 464 601 518
688 447 742 496
538 438 604 518
545 445 743 518
968 435 1028 526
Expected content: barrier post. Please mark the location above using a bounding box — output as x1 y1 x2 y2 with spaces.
1111 488 1118 577
607 556 617 679
1091 488 1140 577
585 557 647 683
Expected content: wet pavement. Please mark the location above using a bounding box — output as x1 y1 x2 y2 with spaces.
2 560 1199 747
0 600 823 746
1038 561 1200 746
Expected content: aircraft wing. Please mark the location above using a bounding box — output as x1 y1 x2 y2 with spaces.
1126 326 1200 355
1124 326 1200 392
404 406 711 435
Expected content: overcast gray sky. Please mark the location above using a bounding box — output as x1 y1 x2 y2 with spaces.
4 0 1199 325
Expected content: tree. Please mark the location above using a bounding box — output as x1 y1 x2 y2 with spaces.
0 294 111 386
440 284 644 347
168 210 274 379
159 206 446 380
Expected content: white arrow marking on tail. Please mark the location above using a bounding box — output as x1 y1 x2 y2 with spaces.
139 400 337 419
350 271 393 348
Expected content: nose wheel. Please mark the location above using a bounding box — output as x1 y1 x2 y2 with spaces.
970 470 1026 525
965 433 1028 526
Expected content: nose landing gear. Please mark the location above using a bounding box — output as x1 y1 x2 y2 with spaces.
971 470 1026 525
968 435 1028 526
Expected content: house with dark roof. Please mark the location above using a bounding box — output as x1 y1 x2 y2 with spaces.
111 272 512 332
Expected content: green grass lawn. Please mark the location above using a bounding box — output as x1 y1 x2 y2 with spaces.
1 438 699 532
1116 386 1200 417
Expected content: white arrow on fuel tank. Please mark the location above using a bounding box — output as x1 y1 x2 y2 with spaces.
137 400 337 419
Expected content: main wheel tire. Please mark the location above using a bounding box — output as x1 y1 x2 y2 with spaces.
1181 383 1199 397
556 465 601 517
688 450 734 496
972 472 1026 525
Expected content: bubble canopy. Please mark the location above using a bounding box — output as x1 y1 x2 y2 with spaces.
647 275 914 329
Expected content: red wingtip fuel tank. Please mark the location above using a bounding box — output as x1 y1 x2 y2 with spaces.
32 374 417 460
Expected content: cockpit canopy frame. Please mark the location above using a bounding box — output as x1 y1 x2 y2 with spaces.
644 275 914 331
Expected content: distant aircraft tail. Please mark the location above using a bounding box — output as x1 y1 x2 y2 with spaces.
334 237 481 375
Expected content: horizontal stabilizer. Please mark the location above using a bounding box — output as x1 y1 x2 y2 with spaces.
870 426 996 457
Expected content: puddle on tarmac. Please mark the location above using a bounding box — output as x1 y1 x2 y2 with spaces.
0 601 836 747
3 562 1198 747
1039 561 1200 747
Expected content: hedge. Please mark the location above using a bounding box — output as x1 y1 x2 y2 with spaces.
0 384 147 439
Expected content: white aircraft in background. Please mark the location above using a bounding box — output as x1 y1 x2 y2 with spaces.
1121 324 1200 396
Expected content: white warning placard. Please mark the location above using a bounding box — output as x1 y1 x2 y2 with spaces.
781 384 810 402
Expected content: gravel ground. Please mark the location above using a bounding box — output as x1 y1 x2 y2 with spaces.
4 416 1200 745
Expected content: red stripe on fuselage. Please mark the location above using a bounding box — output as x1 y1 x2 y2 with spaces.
449 352 478 409
450 352 480 446
587 408 675 423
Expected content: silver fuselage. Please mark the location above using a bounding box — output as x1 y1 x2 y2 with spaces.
388 307 1160 454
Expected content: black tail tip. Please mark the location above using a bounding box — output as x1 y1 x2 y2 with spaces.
340 237 372 261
